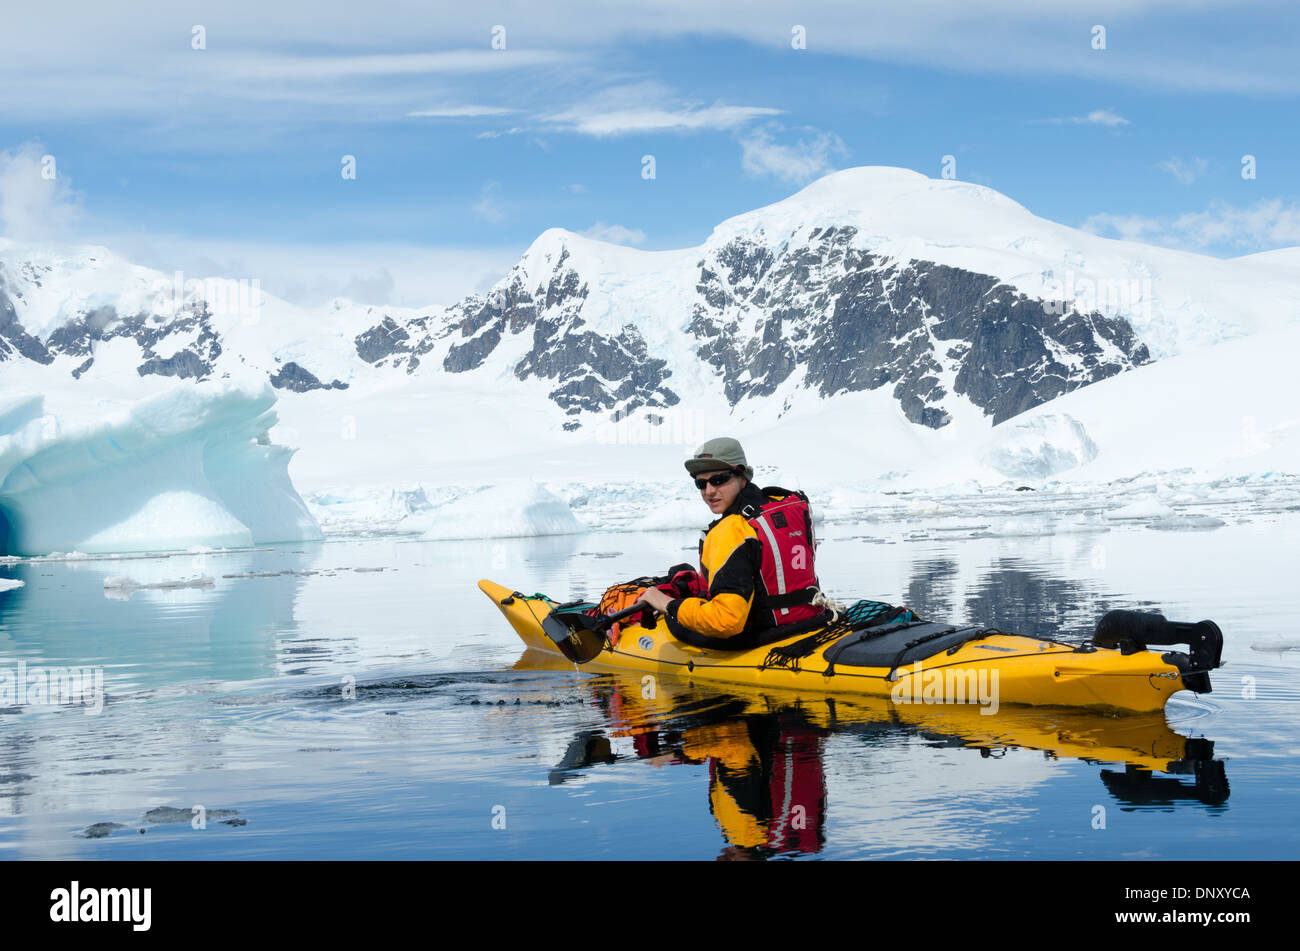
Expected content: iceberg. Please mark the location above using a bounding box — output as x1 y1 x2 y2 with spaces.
0 384 322 556
419 482 587 540
980 413 1099 479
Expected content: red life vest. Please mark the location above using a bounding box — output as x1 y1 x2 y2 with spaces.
741 488 822 626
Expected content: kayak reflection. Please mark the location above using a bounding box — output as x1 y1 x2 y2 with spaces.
520 651 1229 858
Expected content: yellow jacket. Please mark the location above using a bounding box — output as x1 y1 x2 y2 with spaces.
666 482 769 640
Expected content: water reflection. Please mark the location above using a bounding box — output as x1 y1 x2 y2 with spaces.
0 547 317 689
904 558 959 620
898 555 1149 641
959 556 1141 641
520 655 1229 859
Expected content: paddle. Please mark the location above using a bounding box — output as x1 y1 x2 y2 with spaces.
542 601 657 663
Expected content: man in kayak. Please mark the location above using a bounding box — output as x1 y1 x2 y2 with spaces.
637 437 824 648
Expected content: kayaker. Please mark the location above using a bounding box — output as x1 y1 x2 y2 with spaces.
637 437 824 647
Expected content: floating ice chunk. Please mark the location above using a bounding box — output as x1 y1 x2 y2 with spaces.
0 578 24 591
981 413 1098 479
1258 490 1300 510
1054 516 1111 534
102 573 214 600
1145 514 1227 531
103 574 215 591
901 499 947 516
988 518 1060 538
1250 635 1300 652
420 482 587 540
1106 498 1176 520
825 486 879 510
1214 487 1254 502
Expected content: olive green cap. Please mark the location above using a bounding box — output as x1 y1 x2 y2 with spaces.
684 437 753 481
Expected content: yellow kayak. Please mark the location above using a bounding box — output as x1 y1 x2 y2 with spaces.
478 579 1221 714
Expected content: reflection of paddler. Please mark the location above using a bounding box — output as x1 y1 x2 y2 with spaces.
677 712 828 857
576 671 831 856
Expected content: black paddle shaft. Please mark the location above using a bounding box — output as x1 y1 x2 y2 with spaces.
598 601 655 631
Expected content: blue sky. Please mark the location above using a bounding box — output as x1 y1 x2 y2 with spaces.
2 0 1298 307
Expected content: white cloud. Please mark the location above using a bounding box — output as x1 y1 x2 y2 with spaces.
578 222 646 245
473 181 506 223
738 126 847 184
407 105 520 118
1076 109 1130 127
542 80 783 136
225 50 573 81
563 183 587 194
1037 109 1130 126
1157 156 1210 185
547 103 783 136
0 142 83 242
1082 198 1300 253
476 127 527 139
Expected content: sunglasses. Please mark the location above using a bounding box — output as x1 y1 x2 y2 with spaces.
694 471 737 490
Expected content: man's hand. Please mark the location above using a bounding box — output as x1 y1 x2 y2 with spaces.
638 587 673 614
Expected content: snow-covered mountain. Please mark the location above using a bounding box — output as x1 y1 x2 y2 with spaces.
2 166 1299 502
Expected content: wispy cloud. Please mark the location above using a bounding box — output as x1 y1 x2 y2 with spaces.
1157 156 1210 185
1036 109 1131 127
226 50 573 81
547 103 783 136
578 222 646 245
738 125 847 184
407 105 520 118
1082 198 1300 253
543 81 782 136
0 142 83 242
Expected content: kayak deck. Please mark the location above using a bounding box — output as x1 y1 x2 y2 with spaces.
478 580 1191 714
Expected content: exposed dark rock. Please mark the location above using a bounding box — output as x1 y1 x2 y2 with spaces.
136 350 209 379
78 822 126 839
0 277 54 365
355 316 410 364
269 361 349 392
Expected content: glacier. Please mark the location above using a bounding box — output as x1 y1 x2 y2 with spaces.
0 383 323 556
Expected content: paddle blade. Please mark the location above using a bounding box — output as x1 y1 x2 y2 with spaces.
542 609 608 664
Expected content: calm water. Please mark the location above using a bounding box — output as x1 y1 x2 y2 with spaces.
1 504 1298 859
